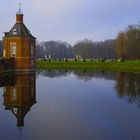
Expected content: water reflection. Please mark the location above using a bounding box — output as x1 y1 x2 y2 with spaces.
73 70 117 81
37 69 71 78
38 70 140 107
0 70 140 140
0 73 36 127
37 69 117 81
116 72 140 107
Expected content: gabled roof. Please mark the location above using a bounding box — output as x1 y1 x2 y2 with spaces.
4 22 36 39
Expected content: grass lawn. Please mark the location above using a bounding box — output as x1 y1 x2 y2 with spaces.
36 60 140 72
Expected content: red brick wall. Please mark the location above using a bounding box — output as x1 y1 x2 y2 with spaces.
3 37 36 70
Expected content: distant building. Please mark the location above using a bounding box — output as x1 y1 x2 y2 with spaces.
3 8 36 71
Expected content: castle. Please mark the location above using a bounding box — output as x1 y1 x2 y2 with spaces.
2 7 36 71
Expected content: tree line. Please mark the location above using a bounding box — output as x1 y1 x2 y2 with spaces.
0 22 140 60
72 39 116 59
116 22 140 60
36 22 140 60
36 39 116 60
36 41 73 59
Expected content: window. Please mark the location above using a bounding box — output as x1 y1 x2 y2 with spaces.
13 29 17 35
3 87 6 93
30 59 34 66
10 43 16 57
13 108 18 114
11 87 17 101
31 86 34 97
31 45 34 56
3 49 5 57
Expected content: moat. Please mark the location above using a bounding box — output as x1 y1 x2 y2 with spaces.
0 70 140 140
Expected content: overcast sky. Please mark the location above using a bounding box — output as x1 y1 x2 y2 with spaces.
0 0 140 44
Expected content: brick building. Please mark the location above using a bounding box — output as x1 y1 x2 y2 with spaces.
3 8 36 71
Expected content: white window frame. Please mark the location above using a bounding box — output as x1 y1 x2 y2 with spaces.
10 43 16 57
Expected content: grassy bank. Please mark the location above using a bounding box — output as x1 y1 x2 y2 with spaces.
36 60 140 72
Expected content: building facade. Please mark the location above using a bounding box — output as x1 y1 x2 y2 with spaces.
3 8 36 71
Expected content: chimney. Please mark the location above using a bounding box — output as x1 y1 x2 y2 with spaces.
17 118 24 126
16 13 23 23
16 3 23 23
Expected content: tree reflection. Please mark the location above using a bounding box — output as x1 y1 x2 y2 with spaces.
37 69 117 82
116 72 140 107
37 69 71 78
37 69 140 107
73 70 117 82
115 72 126 97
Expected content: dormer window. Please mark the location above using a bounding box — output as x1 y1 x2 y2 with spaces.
13 108 18 114
13 29 17 35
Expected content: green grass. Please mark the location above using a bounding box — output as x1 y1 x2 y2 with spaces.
1 60 140 74
36 60 140 73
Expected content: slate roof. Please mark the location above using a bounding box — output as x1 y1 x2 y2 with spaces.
6 100 36 119
4 22 36 39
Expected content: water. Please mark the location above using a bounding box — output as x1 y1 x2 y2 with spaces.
0 70 140 140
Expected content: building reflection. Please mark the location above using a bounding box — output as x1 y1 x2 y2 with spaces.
2 73 36 127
